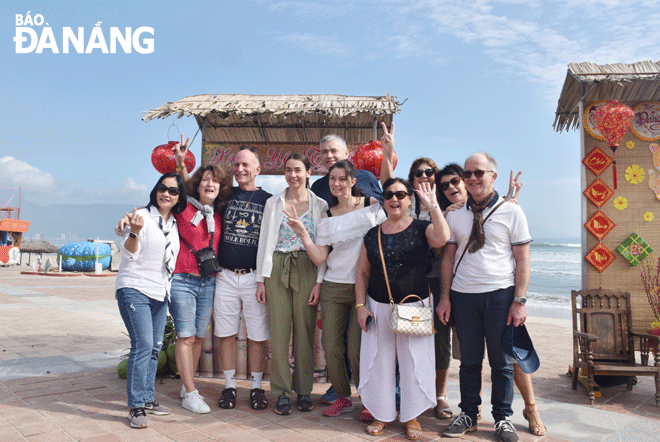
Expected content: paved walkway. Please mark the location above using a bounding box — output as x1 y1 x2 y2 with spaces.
0 266 658 441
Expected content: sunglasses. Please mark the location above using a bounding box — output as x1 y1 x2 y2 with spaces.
413 168 434 178
156 183 181 196
463 169 492 179
383 190 410 200
239 146 259 153
439 176 462 192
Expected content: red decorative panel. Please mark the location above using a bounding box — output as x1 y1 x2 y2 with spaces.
582 147 612 176
585 243 616 273
584 211 616 240
583 179 614 208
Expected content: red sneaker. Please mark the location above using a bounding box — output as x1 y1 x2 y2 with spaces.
359 406 374 422
322 396 354 417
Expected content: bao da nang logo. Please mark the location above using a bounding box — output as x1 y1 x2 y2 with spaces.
14 11 154 54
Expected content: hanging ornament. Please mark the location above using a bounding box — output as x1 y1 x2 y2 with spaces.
351 140 397 179
592 101 635 189
585 243 616 272
582 147 612 176
151 141 196 174
617 232 653 267
631 102 660 141
584 211 616 240
583 179 614 207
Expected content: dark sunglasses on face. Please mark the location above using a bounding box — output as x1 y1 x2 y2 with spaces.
156 184 180 196
463 169 491 179
439 176 462 191
413 168 434 178
239 146 259 153
383 190 410 200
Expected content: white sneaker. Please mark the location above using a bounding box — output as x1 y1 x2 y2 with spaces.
180 384 186 399
182 390 211 414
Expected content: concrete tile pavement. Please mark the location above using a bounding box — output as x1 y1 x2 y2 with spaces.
0 266 659 441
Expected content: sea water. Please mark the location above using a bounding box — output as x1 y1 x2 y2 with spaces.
527 239 581 320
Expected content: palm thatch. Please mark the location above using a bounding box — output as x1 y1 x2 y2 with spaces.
554 60 660 132
20 239 59 254
143 93 403 145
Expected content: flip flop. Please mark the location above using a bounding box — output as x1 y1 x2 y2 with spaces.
405 418 423 440
523 404 547 436
366 420 389 436
435 395 453 419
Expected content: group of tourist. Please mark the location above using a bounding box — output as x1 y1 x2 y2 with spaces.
113 126 546 442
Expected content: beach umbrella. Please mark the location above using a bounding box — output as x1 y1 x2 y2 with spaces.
593 101 634 189
151 141 196 174
352 140 397 179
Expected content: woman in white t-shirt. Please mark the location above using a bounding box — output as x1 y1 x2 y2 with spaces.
116 173 186 429
285 159 385 420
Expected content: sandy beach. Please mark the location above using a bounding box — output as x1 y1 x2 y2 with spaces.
0 264 658 441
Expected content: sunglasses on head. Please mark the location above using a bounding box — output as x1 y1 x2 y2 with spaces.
413 168 434 178
463 169 492 179
383 190 410 200
439 176 462 191
239 146 259 153
156 183 180 196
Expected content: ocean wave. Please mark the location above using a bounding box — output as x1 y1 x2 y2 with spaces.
532 243 581 248
526 291 571 309
530 268 581 276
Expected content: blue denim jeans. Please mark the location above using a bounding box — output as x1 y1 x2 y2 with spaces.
450 286 515 422
116 288 168 409
169 273 215 338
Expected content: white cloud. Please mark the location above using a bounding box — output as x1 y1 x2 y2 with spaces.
122 178 150 195
268 1 349 17
0 156 55 190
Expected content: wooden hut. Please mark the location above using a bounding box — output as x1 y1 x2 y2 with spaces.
143 93 402 174
554 60 660 331
143 93 402 380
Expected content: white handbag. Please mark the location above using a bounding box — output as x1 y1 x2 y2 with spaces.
378 226 435 336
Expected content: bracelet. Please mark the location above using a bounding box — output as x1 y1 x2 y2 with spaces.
176 166 183 172
355 303 365 309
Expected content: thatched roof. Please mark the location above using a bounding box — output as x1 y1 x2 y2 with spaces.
20 239 59 254
143 93 403 145
554 60 660 133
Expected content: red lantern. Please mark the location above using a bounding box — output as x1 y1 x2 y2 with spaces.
151 141 196 174
593 101 634 189
352 140 398 179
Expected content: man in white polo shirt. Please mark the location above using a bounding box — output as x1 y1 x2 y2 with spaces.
437 152 530 442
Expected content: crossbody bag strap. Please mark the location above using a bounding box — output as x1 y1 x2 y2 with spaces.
377 226 395 310
179 232 214 253
453 200 506 276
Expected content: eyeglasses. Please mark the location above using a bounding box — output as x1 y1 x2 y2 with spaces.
239 146 259 153
156 184 180 196
463 169 492 179
383 190 410 200
439 176 462 191
413 168 434 178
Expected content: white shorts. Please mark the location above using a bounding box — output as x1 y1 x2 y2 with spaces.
213 269 269 341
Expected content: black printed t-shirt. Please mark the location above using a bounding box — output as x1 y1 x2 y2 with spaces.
218 187 271 270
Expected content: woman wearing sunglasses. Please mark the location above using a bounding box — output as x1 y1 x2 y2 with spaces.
281 159 386 419
116 137 232 415
380 122 453 421
436 164 546 436
355 177 449 440
116 173 186 428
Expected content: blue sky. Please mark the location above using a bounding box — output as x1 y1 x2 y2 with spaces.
1 0 658 239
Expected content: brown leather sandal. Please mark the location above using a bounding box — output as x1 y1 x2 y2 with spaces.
405 418 422 440
366 420 389 436
523 403 547 436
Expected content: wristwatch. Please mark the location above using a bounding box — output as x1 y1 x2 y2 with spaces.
129 231 139 239
513 296 527 306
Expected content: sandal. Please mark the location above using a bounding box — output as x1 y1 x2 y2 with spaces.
359 406 374 422
297 394 314 412
405 418 422 440
523 403 547 436
435 395 453 419
218 387 236 409
366 419 389 436
250 388 268 410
